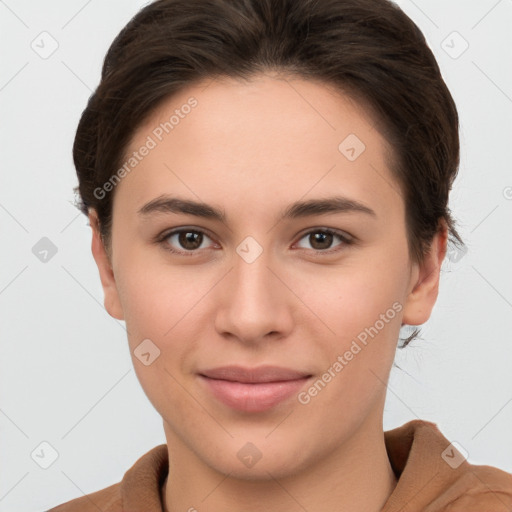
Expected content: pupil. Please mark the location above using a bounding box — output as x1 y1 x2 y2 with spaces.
311 232 332 250
180 231 201 250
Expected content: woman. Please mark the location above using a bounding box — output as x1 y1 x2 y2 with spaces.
49 0 512 510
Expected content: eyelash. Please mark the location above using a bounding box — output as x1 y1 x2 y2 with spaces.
155 227 354 257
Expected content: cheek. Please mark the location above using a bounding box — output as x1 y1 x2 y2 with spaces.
115 260 211 398
295 254 407 407
115 265 196 412
297 259 406 342
115 255 197 341
298 269 404 419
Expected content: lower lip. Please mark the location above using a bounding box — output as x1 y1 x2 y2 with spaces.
199 375 311 413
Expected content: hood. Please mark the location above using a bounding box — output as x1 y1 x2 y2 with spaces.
48 419 512 511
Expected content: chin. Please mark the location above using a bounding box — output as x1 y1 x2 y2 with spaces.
197 435 314 481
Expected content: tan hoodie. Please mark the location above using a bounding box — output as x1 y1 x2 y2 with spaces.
48 420 512 512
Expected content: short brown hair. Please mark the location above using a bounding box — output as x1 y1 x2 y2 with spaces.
72 0 463 347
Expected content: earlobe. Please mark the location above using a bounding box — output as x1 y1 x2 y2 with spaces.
89 210 125 320
401 222 448 326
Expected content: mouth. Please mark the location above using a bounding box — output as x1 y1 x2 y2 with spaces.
198 365 313 413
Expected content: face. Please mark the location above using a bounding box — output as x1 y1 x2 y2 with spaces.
91 73 445 479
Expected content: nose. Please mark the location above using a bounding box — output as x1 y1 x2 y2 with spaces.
214 244 294 346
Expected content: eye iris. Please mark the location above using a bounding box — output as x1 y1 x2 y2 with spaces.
179 231 202 250
310 232 333 250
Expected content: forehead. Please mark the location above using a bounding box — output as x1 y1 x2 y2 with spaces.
114 73 401 221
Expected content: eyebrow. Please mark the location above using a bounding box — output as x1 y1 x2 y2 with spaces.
137 195 376 222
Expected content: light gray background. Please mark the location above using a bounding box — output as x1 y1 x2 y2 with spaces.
1 0 511 510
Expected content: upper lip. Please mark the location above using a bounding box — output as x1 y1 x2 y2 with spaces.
199 365 312 383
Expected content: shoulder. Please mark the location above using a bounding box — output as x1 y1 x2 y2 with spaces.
46 444 168 511
383 420 512 512
432 462 512 511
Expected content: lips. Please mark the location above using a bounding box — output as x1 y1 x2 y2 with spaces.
199 365 311 383
198 365 312 412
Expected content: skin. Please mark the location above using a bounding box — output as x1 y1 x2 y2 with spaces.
89 72 447 512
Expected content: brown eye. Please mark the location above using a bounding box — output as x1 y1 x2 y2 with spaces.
161 229 215 254
295 229 352 253
176 231 203 250
309 232 333 250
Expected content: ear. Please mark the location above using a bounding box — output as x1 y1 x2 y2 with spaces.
89 210 124 320
401 220 448 326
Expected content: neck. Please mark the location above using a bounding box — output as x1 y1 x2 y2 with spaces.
162 414 398 512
